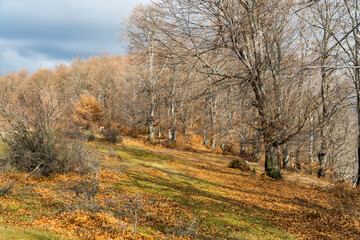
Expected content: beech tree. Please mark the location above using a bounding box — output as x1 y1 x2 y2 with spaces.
140 0 317 178
123 4 168 140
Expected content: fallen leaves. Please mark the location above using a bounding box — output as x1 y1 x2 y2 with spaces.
0 139 360 239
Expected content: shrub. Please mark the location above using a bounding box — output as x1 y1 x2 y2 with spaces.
69 175 100 211
0 85 98 176
228 159 250 172
1 123 62 176
167 218 201 239
106 193 145 234
1 124 97 176
0 182 14 197
102 128 122 143
221 144 237 156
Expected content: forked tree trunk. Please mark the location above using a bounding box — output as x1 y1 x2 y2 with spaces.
265 144 281 179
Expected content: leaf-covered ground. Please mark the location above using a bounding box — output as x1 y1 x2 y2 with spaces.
0 138 360 239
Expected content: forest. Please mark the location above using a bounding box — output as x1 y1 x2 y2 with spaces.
0 0 360 239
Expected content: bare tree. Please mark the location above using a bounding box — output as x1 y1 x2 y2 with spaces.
145 0 315 178
123 4 168 140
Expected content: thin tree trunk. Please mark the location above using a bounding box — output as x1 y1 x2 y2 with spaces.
182 125 187 136
282 146 289 169
157 125 162 138
318 54 328 178
356 70 360 186
148 97 155 140
147 32 155 141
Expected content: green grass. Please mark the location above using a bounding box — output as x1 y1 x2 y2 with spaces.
0 139 297 239
95 141 296 240
0 225 65 240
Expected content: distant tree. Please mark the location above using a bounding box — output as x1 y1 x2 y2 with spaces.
73 95 104 130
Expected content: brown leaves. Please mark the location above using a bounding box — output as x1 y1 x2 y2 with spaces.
1 138 360 239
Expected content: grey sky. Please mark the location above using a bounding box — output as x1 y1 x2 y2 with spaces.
0 0 149 75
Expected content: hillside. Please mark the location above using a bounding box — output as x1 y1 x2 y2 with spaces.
0 138 360 239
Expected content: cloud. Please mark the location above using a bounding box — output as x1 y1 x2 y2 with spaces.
0 0 149 74
0 48 69 74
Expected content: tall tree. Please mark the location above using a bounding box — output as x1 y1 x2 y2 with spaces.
148 0 313 178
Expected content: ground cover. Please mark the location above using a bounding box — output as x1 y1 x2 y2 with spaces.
0 137 359 239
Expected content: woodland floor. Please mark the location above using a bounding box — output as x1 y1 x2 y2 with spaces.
0 137 360 239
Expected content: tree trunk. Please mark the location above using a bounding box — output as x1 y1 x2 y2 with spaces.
203 129 209 146
317 152 326 178
282 146 289 169
317 57 328 178
148 95 155 140
265 144 281 179
147 31 155 141
171 128 177 141
157 125 162 138
182 125 187 136
356 71 360 186
210 138 216 149
357 134 360 187
168 128 172 140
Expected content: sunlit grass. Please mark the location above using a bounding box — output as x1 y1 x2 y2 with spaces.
0 225 65 240
0 138 298 239
95 140 295 239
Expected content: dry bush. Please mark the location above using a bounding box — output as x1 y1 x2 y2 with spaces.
161 140 177 149
106 193 145 234
228 159 251 172
69 174 100 212
1 124 62 176
1 123 97 176
121 126 148 138
221 144 237 156
102 128 123 143
1 124 98 176
166 217 201 239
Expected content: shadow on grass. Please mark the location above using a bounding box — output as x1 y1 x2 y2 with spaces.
121 168 294 240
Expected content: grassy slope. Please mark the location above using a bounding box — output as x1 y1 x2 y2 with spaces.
0 138 360 239
0 225 63 240
91 140 295 240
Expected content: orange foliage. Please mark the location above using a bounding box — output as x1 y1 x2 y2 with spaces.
73 95 104 129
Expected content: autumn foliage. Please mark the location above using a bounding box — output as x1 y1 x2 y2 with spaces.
73 95 105 129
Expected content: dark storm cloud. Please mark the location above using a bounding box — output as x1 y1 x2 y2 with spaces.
0 0 149 74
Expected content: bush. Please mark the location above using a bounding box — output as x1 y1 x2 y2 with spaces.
1 123 97 176
0 85 98 176
69 175 100 211
221 144 237 156
167 218 201 239
102 128 122 143
1 123 61 176
228 159 250 172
